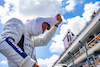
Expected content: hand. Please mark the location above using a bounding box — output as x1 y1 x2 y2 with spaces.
55 14 62 26
33 63 40 67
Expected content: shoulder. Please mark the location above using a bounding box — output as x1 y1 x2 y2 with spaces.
5 18 25 27
6 18 23 25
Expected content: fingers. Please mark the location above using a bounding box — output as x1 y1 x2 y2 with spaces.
56 14 62 22
33 63 40 67
55 14 63 26
57 14 60 17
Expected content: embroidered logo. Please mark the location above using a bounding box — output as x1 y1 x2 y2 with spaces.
25 43 28 46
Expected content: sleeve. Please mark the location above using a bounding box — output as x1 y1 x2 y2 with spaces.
0 18 36 67
33 26 57 47
34 16 59 27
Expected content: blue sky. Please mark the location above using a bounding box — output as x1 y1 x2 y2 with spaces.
0 0 100 67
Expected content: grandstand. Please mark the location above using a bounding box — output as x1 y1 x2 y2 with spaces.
53 8 100 67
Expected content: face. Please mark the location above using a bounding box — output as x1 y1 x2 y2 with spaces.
42 22 50 34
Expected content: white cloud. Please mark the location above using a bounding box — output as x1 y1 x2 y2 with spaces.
63 0 84 13
18 0 63 17
66 16 86 35
49 37 65 53
65 0 77 12
0 60 7 65
0 0 63 24
79 0 84 4
61 15 67 22
0 0 21 24
82 1 100 21
0 4 10 16
37 55 59 67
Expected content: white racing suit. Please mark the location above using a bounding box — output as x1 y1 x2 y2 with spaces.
0 18 57 67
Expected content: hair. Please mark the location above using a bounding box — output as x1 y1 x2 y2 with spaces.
43 22 51 30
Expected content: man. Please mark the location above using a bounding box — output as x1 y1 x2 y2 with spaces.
0 14 62 67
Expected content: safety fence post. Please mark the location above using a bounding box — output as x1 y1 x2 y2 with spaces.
79 41 91 67
68 52 75 67
91 55 97 67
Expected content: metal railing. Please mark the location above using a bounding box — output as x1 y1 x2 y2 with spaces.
67 33 100 66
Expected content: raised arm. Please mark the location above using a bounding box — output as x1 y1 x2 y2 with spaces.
33 14 62 47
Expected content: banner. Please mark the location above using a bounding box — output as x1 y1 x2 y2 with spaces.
63 29 75 49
